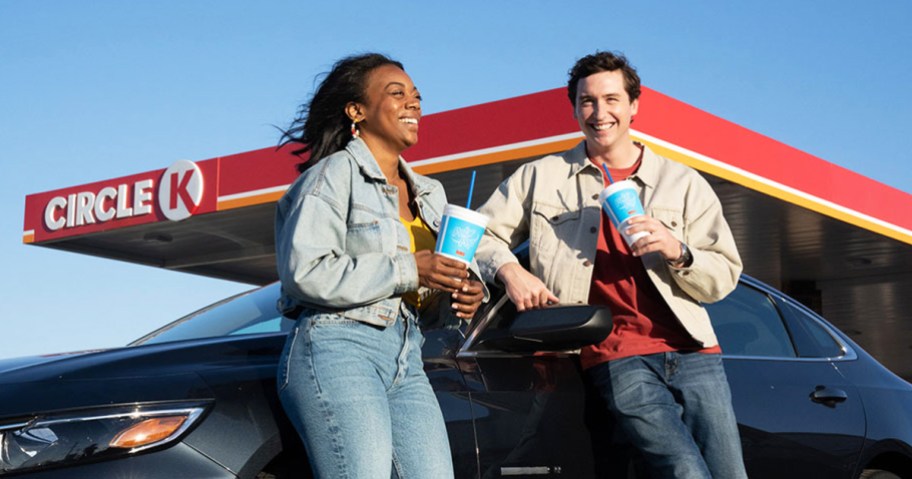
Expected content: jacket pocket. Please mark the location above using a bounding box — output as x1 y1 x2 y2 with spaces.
345 219 383 255
530 202 582 256
651 207 685 241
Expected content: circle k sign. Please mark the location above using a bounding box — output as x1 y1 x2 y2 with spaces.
42 159 205 232
158 160 204 221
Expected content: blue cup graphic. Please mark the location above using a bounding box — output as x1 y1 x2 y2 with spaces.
598 180 648 246
435 205 489 264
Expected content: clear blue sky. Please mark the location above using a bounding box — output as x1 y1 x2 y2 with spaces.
2 1 910 359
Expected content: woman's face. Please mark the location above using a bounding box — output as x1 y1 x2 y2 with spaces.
352 64 422 154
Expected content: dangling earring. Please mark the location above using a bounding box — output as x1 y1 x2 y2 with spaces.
351 121 360 139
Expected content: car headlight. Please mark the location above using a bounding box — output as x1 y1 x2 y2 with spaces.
0 401 209 475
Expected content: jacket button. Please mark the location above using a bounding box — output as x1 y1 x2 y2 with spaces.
583 260 592 267
551 216 559 222
591 194 599 200
590 227 597 234
671 221 678 227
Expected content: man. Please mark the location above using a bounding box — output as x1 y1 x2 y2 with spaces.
474 51 748 478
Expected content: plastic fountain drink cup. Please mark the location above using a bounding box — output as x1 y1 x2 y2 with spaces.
435 205 489 265
598 180 649 247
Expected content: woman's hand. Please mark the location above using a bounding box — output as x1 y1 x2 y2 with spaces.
450 279 485 320
415 251 468 292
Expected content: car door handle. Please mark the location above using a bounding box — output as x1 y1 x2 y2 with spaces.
810 385 848 406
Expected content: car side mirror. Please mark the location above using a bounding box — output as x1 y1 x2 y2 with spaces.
471 303 612 353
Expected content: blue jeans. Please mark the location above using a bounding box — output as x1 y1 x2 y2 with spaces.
588 352 747 479
277 303 454 479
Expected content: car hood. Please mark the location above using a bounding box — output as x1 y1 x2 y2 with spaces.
0 334 283 385
0 350 103 375
0 334 284 419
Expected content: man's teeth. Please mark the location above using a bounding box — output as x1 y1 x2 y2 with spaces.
400 118 418 124
592 123 615 131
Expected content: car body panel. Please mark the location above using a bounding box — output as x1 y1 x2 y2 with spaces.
725 358 865 478
464 354 596 478
10 442 236 479
2 276 911 478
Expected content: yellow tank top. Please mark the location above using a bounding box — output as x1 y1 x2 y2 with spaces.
400 214 436 307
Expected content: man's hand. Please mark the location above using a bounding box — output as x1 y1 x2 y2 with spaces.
450 279 485 319
624 216 684 263
496 263 559 311
415 251 467 292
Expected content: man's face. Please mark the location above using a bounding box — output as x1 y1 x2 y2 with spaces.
573 70 638 156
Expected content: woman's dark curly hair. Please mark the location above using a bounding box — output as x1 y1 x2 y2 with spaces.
280 53 404 173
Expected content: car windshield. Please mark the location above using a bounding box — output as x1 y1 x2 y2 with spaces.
130 283 288 346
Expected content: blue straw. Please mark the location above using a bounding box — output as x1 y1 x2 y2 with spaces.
601 163 615 184
465 170 477 209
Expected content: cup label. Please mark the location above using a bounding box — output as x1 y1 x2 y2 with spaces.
436 215 485 263
602 189 644 228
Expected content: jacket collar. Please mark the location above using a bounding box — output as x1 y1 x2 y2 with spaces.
627 143 660 189
566 141 595 178
567 140 659 189
345 137 435 196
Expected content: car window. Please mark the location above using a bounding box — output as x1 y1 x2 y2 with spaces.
706 284 797 358
132 283 290 345
778 300 846 358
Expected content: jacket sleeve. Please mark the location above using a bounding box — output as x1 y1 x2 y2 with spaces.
669 174 743 303
275 168 419 309
474 163 535 284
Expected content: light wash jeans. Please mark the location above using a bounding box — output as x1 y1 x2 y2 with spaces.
588 352 747 479
278 303 454 479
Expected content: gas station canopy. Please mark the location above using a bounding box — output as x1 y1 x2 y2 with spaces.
22 87 912 377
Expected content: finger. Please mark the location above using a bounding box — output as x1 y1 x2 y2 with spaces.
626 216 648 226
452 300 480 314
433 256 470 273
631 234 660 255
537 290 554 307
624 222 647 235
455 306 479 319
431 263 469 280
520 296 535 312
428 279 460 292
435 254 468 267
626 222 657 240
452 293 483 306
433 272 466 288
506 289 527 312
459 282 484 294
452 289 482 303
450 301 471 313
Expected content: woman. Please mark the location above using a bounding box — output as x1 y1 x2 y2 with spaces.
274 53 485 478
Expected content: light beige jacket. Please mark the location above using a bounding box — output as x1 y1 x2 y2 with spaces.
475 142 742 347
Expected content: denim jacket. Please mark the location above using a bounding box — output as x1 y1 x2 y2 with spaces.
475 141 742 347
276 138 483 327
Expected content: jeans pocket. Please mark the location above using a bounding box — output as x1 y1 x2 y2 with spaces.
277 322 303 392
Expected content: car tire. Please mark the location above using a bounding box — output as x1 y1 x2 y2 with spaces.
859 470 901 479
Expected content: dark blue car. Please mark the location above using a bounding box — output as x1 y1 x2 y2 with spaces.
1 276 910 478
